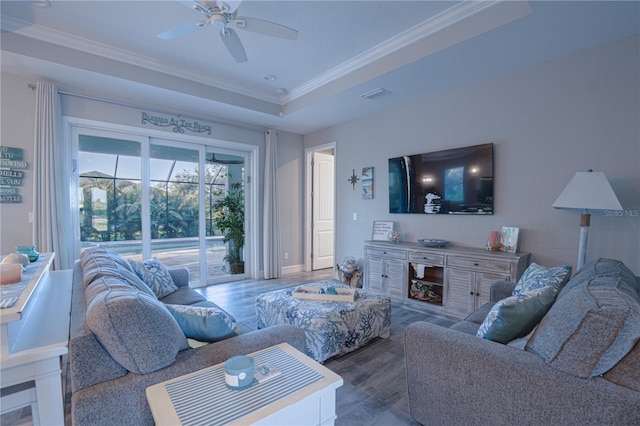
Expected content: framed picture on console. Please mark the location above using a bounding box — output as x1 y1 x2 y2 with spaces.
500 226 519 253
372 221 394 241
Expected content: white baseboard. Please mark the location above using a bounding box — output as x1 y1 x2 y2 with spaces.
282 264 304 275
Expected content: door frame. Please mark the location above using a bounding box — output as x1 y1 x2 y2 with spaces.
304 142 336 273
65 116 259 284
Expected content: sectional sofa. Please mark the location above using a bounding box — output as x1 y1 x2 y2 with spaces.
405 258 640 425
69 247 306 425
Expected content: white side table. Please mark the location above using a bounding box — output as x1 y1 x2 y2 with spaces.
146 342 343 426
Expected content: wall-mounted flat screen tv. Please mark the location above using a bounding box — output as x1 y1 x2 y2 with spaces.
389 143 493 214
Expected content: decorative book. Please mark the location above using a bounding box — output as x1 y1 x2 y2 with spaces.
254 363 282 384
292 285 356 302
500 226 520 253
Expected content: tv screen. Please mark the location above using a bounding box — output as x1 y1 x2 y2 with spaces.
389 143 493 214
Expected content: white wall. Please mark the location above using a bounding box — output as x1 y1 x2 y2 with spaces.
0 73 36 253
305 35 640 275
275 131 305 270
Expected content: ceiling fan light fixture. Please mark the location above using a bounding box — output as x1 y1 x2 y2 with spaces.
210 14 227 28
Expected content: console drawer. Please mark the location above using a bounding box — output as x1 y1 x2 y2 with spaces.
365 247 406 260
447 256 511 273
408 251 444 266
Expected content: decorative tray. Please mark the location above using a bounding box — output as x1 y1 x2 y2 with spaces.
417 239 449 248
292 284 356 302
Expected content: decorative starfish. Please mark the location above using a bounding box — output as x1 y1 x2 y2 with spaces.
348 169 359 190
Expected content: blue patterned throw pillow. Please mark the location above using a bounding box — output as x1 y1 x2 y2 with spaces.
477 285 556 344
165 304 241 342
512 263 572 297
128 259 178 299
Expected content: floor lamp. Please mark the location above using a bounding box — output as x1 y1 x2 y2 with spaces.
552 169 623 271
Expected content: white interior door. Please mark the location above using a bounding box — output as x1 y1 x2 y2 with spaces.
312 152 335 270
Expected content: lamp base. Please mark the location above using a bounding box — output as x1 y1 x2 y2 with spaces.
577 213 591 272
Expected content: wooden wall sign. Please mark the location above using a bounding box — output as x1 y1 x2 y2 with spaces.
141 112 212 135
0 146 27 203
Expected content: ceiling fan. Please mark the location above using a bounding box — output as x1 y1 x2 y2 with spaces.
206 153 244 164
158 0 299 63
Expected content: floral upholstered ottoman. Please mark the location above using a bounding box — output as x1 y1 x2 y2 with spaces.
256 281 391 362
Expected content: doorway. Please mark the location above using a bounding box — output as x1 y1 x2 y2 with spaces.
305 144 336 271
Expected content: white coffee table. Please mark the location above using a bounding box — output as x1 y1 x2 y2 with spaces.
146 342 343 426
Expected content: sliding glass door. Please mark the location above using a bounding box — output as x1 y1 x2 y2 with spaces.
148 142 204 282
75 126 248 286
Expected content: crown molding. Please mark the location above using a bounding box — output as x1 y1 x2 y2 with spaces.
283 1 531 103
1 1 531 109
0 14 279 104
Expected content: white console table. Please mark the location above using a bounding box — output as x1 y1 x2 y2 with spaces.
364 241 530 318
0 253 72 425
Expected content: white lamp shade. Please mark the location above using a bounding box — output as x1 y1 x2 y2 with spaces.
552 171 623 211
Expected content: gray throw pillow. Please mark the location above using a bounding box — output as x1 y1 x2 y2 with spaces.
512 263 572 296
165 304 242 342
129 258 179 299
603 341 640 391
80 247 156 298
477 285 556 344
85 280 188 374
526 259 640 378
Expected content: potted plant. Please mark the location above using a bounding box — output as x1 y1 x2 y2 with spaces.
212 181 245 274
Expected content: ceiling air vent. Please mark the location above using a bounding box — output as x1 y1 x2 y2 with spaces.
360 88 391 100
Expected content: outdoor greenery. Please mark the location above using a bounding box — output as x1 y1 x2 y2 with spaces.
79 166 231 243
212 181 245 270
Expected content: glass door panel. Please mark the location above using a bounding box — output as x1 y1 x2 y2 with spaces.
150 143 201 283
78 134 144 262
205 150 245 282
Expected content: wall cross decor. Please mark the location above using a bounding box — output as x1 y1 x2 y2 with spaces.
348 169 359 190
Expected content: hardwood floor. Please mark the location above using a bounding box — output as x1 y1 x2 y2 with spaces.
197 268 456 426
194 268 338 329
2 268 455 426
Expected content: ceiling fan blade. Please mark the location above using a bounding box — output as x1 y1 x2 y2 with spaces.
207 153 244 164
234 16 298 40
158 22 202 40
177 0 198 9
219 28 247 63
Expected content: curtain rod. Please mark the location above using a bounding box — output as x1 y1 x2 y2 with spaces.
27 83 267 134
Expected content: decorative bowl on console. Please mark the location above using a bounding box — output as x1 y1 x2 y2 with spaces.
417 239 449 248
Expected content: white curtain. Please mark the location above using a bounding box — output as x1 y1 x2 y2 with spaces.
33 81 74 270
263 129 281 278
